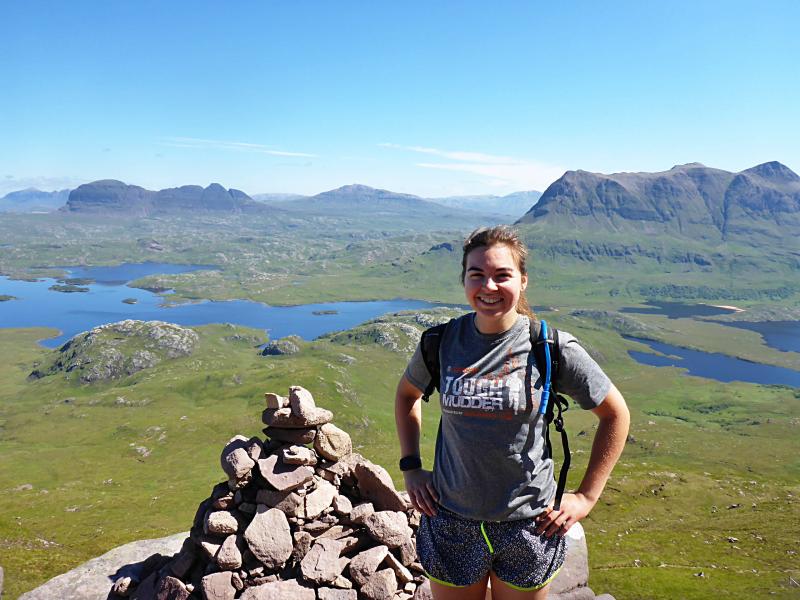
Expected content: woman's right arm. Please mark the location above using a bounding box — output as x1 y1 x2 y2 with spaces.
395 374 439 516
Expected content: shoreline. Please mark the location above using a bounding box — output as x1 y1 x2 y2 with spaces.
709 304 746 313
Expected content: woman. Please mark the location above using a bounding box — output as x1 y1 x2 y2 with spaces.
395 226 630 600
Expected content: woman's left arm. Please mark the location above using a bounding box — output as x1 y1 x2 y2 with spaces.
536 383 630 537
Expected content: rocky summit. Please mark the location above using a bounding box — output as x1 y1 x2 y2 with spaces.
88 385 616 600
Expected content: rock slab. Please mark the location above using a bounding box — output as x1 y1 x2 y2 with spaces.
17 532 187 600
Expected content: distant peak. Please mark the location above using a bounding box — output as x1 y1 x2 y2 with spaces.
742 161 800 182
335 184 375 192
671 162 706 170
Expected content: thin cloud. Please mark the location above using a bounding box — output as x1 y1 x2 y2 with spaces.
160 137 317 158
379 143 515 165
382 143 565 191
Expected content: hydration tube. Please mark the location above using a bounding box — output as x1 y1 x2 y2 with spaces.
538 319 551 415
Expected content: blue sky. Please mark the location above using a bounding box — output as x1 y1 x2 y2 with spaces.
2 1 798 197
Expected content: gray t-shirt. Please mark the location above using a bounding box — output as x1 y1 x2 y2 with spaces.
404 313 611 522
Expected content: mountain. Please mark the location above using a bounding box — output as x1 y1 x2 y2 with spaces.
427 190 541 219
276 184 493 223
305 184 430 210
64 180 264 216
0 188 71 213
517 162 800 242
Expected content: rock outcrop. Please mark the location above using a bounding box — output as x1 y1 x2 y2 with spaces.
29 320 199 383
17 534 187 600
261 336 301 356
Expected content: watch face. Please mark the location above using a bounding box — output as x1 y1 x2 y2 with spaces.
400 456 422 471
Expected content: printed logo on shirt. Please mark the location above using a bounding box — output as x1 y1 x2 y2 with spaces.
442 352 531 419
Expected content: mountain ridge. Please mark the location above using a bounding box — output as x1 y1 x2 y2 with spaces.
517 161 800 242
64 180 263 216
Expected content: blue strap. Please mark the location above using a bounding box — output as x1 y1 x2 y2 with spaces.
538 320 551 415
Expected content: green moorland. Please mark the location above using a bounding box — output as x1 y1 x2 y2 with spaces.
1 210 799 598
0 311 798 599
2 212 799 314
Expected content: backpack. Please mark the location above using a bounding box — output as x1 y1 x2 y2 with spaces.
419 318 572 511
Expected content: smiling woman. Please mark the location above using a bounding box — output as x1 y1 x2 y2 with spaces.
395 226 630 600
461 227 531 334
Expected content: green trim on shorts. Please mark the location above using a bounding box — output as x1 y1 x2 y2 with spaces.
495 564 563 592
424 570 467 588
480 521 495 554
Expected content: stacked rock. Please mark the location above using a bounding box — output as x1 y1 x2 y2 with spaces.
109 386 429 600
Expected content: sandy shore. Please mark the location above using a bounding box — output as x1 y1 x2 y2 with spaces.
709 304 746 313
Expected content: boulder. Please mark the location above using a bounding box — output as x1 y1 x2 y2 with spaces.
413 580 433 600
300 538 348 584
216 534 243 570
263 426 316 445
289 385 317 418
264 392 289 409
205 510 239 535
304 479 338 519
262 338 301 356
350 502 375 524
239 579 315 600
348 545 389 586
314 423 353 461
262 406 333 429
243 506 293 569
282 445 318 465
361 568 398 600
332 494 353 516
354 460 408 512
256 488 306 518
220 436 255 480
318 589 358 600
258 454 314 491
363 511 413 548
201 571 236 600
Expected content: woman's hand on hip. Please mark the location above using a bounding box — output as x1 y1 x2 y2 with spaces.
534 492 595 538
403 469 439 517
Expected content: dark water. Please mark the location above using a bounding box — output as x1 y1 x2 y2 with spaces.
621 301 738 319
0 264 440 347
715 321 800 354
626 336 800 388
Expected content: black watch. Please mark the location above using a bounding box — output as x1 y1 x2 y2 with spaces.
399 455 422 471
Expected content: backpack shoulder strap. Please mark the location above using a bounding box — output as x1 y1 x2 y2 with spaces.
419 321 450 402
529 318 571 511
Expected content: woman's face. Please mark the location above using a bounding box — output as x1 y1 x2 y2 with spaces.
463 243 527 334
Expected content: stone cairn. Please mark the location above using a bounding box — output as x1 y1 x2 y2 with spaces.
109 386 430 600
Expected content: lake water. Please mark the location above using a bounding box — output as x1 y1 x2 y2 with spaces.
621 300 800 355
714 321 800 354
620 300 739 319
0 264 440 347
627 336 800 388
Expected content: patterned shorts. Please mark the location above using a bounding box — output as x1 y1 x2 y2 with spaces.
416 507 566 591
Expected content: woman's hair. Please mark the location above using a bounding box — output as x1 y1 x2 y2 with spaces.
461 225 534 318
